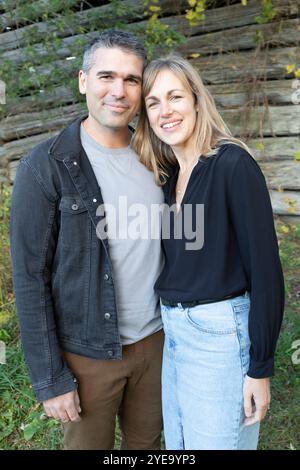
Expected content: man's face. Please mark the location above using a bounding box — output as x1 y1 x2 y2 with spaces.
79 47 143 132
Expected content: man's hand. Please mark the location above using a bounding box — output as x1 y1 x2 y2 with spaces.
243 375 270 426
43 390 81 423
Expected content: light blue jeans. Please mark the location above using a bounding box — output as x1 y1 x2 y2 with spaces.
160 293 260 450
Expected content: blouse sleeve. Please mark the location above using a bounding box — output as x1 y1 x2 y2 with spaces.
228 147 285 378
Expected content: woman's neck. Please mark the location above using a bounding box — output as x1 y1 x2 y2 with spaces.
172 145 202 173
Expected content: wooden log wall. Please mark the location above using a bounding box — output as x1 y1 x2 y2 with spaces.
0 0 299 221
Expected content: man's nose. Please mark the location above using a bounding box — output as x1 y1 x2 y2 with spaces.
110 79 125 98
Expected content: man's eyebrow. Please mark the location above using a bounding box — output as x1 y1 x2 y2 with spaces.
96 70 115 77
96 71 142 82
145 89 185 101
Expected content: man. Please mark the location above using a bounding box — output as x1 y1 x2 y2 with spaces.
10 30 164 450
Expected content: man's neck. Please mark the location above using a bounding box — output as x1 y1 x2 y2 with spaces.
82 117 130 149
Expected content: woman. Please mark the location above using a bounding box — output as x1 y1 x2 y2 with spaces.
132 55 285 450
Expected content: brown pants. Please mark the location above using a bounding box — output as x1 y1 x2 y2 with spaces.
63 329 164 450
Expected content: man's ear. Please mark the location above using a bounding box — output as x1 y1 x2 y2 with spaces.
78 70 87 95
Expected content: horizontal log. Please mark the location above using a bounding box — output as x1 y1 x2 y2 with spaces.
1 78 295 121
7 156 300 219
7 45 297 100
176 18 300 57
1 0 297 53
260 161 300 190
8 159 19 183
154 0 299 37
222 105 300 137
0 85 76 118
0 103 86 142
0 130 59 167
270 189 300 216
2 103 299 145
192 46 300 84
0 0 82 31
0 0 187 51
247 136 300 160
209 79 296 108
4 16 300 68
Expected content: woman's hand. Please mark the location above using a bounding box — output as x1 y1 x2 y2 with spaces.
243 375 271 426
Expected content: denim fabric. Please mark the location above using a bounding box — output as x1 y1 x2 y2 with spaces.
160 293 260 450
10 117 124 402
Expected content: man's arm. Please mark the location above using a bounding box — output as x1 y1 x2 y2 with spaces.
10 159 78 403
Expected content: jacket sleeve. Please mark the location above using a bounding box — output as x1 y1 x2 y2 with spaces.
10 159 77 402
228 148 285 378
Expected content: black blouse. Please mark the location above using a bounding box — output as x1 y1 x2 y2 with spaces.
155 143 285 378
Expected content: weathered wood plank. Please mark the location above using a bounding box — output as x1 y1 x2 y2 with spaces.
176 18 300 57
222 105 300 137
0 85 76 118
1 133 298 169
0 103 85 142
209 79 297 108
0 130 59 167
6 153 300 220
0 0 82 31
12 45 298 95
150 0 300 38
248 136 300 160
4 16 300 68
269 189 300 215
1 79 295 120
1 0 297 53
260 161 300 190
192 46 300 84
0 0 187 51
8 159 20 183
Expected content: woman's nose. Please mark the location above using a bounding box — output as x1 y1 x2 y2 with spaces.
160 102 173 117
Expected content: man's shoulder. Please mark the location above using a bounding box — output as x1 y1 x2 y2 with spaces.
22 134 58 168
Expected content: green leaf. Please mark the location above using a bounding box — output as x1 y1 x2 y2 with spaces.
23 418 42 441
294 152 300 161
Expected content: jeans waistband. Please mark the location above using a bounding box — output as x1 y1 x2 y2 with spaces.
161 290 248 309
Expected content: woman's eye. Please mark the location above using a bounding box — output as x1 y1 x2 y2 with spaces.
148 102 158 109
171 95 182 101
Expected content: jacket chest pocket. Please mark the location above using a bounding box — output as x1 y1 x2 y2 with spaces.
59 195 91 251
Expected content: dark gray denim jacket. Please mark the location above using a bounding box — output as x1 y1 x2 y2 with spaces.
10 117 123 402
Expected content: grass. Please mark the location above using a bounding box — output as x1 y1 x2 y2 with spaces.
0 184 299 450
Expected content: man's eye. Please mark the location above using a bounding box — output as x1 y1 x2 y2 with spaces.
100 75 113 80
127 78 139 85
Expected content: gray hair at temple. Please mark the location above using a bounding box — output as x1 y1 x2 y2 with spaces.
82 29 148 74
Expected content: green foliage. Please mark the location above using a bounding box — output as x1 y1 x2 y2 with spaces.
0 0 186 116
255 0 277 25
186 0 206 27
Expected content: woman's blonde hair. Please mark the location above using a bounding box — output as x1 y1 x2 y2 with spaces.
132 54 251 184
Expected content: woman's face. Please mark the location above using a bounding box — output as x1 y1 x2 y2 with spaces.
145 69 198 153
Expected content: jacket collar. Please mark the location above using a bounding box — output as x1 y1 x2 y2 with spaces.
48 116 87 161
48 115 135 161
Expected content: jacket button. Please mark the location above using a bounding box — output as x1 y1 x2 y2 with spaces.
104 312 111 320
103 274 109 281
72 204 78 211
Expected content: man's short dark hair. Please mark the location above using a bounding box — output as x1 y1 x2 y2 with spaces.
82 29 147 73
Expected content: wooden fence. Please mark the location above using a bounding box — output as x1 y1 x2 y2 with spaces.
0 0 299 221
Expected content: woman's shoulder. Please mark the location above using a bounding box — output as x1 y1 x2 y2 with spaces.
214 142 261 173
